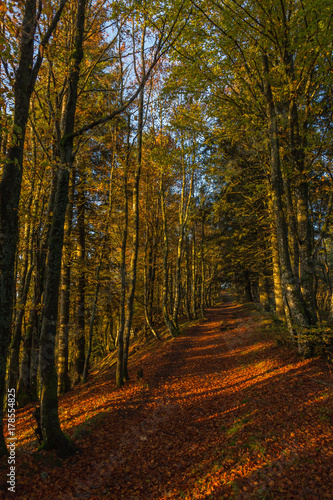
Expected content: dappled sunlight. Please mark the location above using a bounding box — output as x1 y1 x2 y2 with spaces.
1 301 333 499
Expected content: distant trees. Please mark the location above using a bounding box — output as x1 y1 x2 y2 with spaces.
169 0 333 350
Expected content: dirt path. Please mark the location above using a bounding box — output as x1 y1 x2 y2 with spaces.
1 297 333 499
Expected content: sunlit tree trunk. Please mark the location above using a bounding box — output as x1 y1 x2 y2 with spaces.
72 166 86 386
57 172 74 395
286 52 317 326
144 208 160 339
17 174 57 407
263 53 309 340
0 0 37 456
200 217 205 318
172 149 194 328
184 236 192 319
269 202 284 319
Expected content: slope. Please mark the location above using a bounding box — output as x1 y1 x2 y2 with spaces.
1 295 333 499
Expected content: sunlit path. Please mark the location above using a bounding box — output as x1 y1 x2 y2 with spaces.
2 296 333 499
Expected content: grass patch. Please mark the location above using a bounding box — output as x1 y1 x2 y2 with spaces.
318 406 333 423
244 436 266 457
225 413 253 440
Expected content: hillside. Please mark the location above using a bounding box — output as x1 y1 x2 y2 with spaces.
1 296 333 499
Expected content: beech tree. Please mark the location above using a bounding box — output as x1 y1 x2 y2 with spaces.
0 0 68 458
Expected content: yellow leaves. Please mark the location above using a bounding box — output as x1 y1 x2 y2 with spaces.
41 0 53 17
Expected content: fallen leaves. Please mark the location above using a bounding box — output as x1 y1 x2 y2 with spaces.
1 296 333 499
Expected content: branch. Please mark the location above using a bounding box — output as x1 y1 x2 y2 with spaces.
29 0 69 93
70 4 188 141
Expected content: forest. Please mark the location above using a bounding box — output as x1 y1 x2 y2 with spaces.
0 0 333 493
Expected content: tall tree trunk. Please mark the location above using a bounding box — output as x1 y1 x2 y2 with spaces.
262 53 309 338
123 28 146 381
116 166 129 388
286 52 317 326
0 0 67 457
82 266 100 384
200 217 205 318
57 172 74 395
281 169 299 284
7 264 33 394
172 156 194 328
39 0 86 457
160 174 178 337
16 306 37 408
1 0 61 453
16 174 57 407
72 167 86 386
6 207 34 393
144 196 160 339
184 236 192 319
269 209 285 319
0 0 37 457
191 225 197 319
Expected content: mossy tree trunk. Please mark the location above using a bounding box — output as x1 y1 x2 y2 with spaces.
263 53 309 340
268 197 285 319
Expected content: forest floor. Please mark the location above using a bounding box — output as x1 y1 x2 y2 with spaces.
1 294 333 499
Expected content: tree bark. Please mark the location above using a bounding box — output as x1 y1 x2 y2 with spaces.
82 267 100 384
116 165 129 388
259 272 270 312
57 172 74 395
191 224 197 319
160 173 178 337
0 0 67 456
286 52 317 325
200 217 205 318
172 150 194 328
72 167 86 386
39 0 87 457
262 53 309 336
123 28 146 381
269 200 285 319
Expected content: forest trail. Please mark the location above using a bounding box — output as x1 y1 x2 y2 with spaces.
2 296 333 499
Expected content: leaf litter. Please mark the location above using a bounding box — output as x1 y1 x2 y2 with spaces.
1 295 333 499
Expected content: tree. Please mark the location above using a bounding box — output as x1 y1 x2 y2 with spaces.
0 0 68 458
